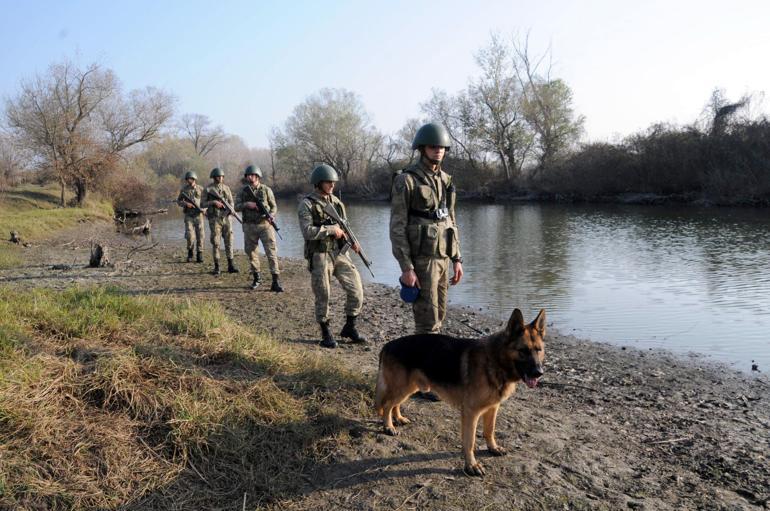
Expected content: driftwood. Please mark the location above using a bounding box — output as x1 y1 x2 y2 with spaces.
9 231 31 247
89 241 110 268
127 219 152 236
114 208 168 221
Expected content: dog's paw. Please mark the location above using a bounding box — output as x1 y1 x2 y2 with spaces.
463 462 485 477
488 446 507 456
384 426 398 436
395 416 411 425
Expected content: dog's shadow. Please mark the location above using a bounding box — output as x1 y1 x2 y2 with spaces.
313 450 462 491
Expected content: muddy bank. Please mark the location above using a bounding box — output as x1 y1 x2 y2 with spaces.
1 222 768 510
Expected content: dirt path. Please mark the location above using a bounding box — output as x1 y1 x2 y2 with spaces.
1 223 768 510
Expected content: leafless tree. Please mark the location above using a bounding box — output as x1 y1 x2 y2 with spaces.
512 34 584 172
179 113 226 157
380 118 421 172
273 88 381 187
4 60 174 205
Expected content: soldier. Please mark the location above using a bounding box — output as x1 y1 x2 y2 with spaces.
201 167 239 276
298 164 366 348
234 165 283 291
390 122 464 335
176 170 205 263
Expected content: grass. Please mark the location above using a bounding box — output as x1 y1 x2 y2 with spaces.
0 286 371 510
0 184 113 269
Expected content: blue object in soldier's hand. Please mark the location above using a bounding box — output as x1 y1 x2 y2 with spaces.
399 278 419 303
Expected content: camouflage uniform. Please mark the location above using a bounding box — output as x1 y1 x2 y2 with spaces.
235 183 280 275
390 159 461 334
298 191 363 323
201 182 235 263
176 183 205 255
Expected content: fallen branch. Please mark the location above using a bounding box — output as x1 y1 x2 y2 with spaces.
645 436 692 445
126 241 159 259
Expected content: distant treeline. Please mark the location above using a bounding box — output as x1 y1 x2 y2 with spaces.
3 36 768 208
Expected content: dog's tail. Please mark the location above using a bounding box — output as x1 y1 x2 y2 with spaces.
374 350 386 417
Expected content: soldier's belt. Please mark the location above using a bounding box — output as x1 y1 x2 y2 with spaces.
409 207 449 221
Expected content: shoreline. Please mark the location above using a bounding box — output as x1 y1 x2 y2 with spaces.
1 221 769 509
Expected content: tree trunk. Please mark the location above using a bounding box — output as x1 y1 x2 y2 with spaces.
60 178 66 207
75 179 88 206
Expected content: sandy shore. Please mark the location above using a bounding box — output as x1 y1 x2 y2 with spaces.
1 222 768 510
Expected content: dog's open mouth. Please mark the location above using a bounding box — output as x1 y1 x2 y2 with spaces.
523 374 540 389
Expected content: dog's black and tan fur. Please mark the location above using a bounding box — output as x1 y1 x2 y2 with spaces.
375 308 546 476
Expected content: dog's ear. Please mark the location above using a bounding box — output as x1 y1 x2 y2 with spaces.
506 308 525 336
530 309 546 335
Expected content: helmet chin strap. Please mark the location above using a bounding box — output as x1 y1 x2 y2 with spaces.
420 152 442 168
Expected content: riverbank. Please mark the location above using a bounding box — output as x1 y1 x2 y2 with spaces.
0 215 768 510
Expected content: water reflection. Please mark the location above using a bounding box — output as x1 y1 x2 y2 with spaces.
154 200 770 372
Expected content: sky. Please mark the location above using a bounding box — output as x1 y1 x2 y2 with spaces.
1 0 768 148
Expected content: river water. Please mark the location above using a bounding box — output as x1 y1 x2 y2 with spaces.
154 199 770 373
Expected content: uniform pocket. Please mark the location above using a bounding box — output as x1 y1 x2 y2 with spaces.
420 224 439 256
414 185 435 211
442 225 458 259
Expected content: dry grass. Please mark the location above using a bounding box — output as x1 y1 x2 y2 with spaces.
0 286 371 510
0 184 113 269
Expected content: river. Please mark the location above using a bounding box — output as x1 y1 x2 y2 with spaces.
154 199 770 373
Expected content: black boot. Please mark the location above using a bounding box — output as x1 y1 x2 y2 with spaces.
270 273 283 292
212 261 220 276
319 321 337 348
196 251 203 263
250 272 261 290
340 315 367 344
186 248 194 262
227 258 239 273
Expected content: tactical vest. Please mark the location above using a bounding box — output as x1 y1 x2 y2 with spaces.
398 167 459 259
205 184 231 220
303 195 344 258
241 185 269 224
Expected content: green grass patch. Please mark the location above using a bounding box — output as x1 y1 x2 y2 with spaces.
0 184 112 269
0 286 371 510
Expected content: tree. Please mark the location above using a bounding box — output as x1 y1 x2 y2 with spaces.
512 35 584 172
0 132 26 190
469 35 534 181
179 113 226 157
380 118 421 172
273 88 381 187
4 60 174 205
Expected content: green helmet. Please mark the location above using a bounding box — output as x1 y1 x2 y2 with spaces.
244 165 263 178
310 164 339 185
183 171 198 181
412 123 451 150
209 167 224 178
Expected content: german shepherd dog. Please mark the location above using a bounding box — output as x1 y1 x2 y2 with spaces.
374 309 545 476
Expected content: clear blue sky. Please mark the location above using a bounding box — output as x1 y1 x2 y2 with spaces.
1 0 768 147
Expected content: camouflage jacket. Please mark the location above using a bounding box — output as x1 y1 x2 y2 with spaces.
389 159 461 271
201 182 234 221
234 184 277 224
298 191 347 256
176 183 204 217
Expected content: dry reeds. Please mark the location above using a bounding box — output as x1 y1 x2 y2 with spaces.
0 286 371 510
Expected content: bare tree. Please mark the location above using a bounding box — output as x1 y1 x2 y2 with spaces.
4 60 175 205
0 131 26 190
512 34 584 172
380 118 421 172
273 88 381 187
179 113 226 157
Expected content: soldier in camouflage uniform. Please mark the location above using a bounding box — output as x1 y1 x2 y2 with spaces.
298 164 366 348
234 165 283 292
390 123 463 335
176 170 205 263
201 167 239 276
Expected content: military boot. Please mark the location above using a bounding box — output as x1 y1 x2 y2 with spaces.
227 258 239 273
196 251 203 263
212 261 220 276
186 248 194 263
250 272 261 290
270 273 284 292
340 315 367 344
319 321 337 348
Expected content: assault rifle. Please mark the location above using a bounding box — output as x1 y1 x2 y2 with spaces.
247 186 283 240
207 189 242 224
321 202 374 278
177 193 206 216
